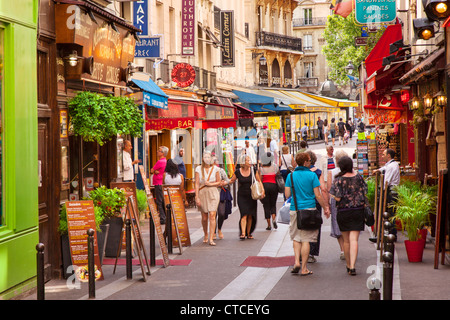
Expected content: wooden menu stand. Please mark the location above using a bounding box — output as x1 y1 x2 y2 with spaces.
113 196 151 281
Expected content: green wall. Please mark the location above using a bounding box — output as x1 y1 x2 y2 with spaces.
0 0 39 297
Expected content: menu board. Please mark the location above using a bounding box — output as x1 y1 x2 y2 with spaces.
139 165 170 267
66 200 104 282
164 186 191 247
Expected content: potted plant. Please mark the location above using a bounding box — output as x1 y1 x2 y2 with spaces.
136 189 149 220
68 91 143 146
390 183 437 262
88 186 127 257
58 204 106 278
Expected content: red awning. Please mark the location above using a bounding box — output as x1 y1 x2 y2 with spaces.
365 23 403 78
234 103 254 119
195 120 237 129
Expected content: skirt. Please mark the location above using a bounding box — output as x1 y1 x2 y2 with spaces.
289 210 319 243
198 186 220 213
337 207 365 231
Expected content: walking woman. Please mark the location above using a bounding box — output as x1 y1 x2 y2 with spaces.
285 152 330 276
259 152 279 230
227 155 264 240
195 152 222 246
329 118 337 146
329 156 368 275
213 156 231 240
280 145 295 182
327 150 348 260
163 159 188 207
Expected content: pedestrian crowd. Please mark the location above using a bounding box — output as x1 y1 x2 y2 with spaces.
123 117 380 277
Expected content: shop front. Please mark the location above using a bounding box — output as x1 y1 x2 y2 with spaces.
0 0 39 298
360 22 415 177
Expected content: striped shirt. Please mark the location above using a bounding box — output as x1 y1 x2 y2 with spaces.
327 156 336 170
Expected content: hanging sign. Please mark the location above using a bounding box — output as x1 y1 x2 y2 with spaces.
220 10 235 67
181 0 195 55
355 0 397 25
134 36 162 58
133 0 148 36
171 63 196 87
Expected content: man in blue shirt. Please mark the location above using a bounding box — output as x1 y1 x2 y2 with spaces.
285 152 330 276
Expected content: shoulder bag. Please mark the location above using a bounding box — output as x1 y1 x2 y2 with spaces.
290 172 322 230
251 167 264 200
356 174 374 226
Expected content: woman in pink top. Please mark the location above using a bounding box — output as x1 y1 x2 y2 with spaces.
259 152 279 230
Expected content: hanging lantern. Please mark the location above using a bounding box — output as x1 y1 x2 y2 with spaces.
434 91 447 107
423 93 433 109
409 96 420 110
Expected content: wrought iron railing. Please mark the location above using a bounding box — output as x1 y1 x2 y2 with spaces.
255 31 302 52
297 77 319 87
292 17 328 27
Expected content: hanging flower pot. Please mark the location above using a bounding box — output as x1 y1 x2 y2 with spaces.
404 240 424 262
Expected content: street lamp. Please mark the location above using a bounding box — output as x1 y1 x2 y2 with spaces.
435 90 447 107
345 61 355 75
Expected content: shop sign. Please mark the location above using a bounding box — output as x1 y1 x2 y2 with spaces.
365 108 406 125
400 90 410 104
268 116 281 130
146 117 196 131
134 36 162 58
171 63 196 88
55 4 136 86
163 187 191 247
133 0 148 36
220 11 235 67
181 0 195 55
355 0 397 25
366 77 376 94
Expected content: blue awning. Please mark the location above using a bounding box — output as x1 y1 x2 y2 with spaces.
232 90 292 113
132 79 169 110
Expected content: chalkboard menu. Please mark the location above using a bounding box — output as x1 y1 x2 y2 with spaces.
66 200 104 282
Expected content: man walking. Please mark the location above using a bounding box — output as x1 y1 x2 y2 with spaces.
317 117 324 141
151 146 168 224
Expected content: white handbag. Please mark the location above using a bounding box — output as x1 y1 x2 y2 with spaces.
250 167 264 200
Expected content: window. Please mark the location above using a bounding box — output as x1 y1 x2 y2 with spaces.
304 62 314 78
303 8 312 25
0 29 3 226
304 34 313 50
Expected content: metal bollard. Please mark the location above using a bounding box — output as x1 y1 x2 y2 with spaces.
125 219 132 279
166 204 173 254
36 243 45 300
382 235 395 301
368 278 381 300
87 229 95 299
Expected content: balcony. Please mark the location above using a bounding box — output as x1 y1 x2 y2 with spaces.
293 17 328 28
256 31 302 53
297 77 319 88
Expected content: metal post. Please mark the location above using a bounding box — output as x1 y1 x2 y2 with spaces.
126 219 132 279
149 215 156 266
87 229 95 299
36 243 45 300
166 204 173 254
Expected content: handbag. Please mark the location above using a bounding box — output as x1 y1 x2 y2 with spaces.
290 172 322 230
364 206 375 227
251 167 264 200
276 171 285 193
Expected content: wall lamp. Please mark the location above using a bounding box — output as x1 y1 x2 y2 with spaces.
424 0 450 21
413 18 437 40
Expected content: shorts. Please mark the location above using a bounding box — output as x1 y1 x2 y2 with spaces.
289 210 319 243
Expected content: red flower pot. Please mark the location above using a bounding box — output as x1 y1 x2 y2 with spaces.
418 229 427 248
404 240 424 262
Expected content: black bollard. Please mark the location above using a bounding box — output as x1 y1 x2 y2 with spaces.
149 215 156 266
126 219 132 279
166 204 173 254
382 250 394 300
87 229 95 299
368 278 381 300
36 243 45 300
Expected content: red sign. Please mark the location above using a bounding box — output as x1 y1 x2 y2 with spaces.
400 90 410 104
366 77 376 94
146 117 196 131
171 63 196 87
181 0 195 55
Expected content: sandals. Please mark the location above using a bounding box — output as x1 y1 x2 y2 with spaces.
247 234 254 239
301 270 313 276
209 241 216 246
240 234 246 240
291 265 313 276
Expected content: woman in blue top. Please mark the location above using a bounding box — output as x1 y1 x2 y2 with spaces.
285 152 330 276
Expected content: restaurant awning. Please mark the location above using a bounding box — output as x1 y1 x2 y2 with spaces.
301 92 359 108
399 47 445 84
365 23 403 78
131 79 169 110
232 90 293 113
279 90 340 112
255 89 306 110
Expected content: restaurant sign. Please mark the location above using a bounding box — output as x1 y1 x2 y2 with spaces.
220 11 235 67
171 63 196 88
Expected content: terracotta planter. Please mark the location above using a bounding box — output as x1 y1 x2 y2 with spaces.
404 240 424 262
